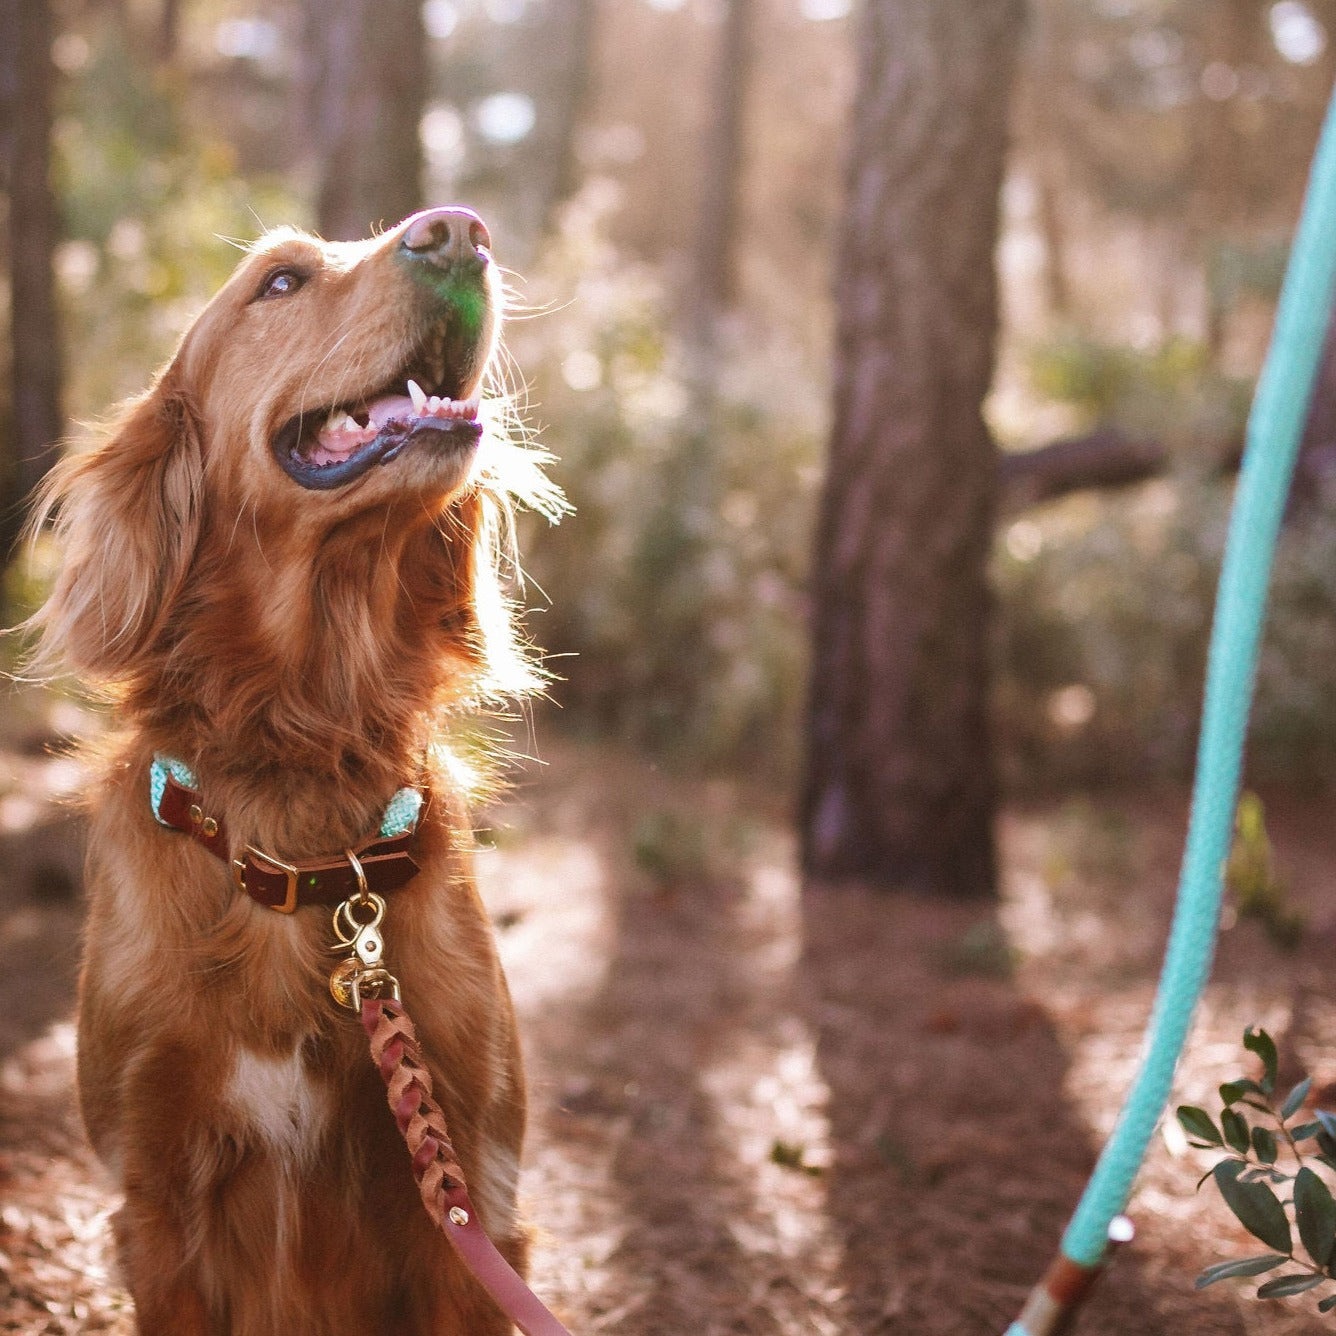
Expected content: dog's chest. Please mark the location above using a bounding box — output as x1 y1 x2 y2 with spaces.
224 1046 329 1164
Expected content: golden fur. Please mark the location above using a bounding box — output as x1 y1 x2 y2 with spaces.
24 214 559 1334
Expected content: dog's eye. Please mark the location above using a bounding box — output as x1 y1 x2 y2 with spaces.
256 268 307 301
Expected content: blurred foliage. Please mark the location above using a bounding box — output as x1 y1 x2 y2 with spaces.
1028 334 1251 447
995 473 1336 789
997 324 1336 791
510 187 818 773
7 0 1336 795
50 11 302 417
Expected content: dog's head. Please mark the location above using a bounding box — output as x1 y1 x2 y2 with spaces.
27 209 559 756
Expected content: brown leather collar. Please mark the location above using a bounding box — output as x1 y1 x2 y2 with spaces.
156 772 421 913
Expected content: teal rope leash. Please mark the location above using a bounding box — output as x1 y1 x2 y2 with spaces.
1007 80 1336 1336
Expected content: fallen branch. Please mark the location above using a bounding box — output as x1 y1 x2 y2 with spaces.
998 427 1169 514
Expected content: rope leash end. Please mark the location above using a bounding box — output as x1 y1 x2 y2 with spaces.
1010 1217 1134 1336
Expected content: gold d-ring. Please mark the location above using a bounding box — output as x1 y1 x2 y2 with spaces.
344 847 370 906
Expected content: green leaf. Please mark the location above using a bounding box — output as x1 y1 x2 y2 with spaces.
1283 1078 1314 1122
1257 1272 1326 1299
1245 1027 1279 1094
1194 1254 1289 1287
1317 1111 1336 1140
1319 1293 1336 1312
1222 1108 1252 1155
1292 1121 1323 1142
1296 1167 1336 1267
1252 1126 1279 1165
1214 1160 1292 1253
1221 1079 1266 1106
1177 1105 1223 1147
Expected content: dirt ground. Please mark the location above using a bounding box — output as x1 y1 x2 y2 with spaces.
2 721 1334 1334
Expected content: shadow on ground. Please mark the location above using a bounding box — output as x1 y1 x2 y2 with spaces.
2 740 1331 1334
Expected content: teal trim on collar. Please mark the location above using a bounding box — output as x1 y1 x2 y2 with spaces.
150 755 198 827
378 786 423 838
149 754 423 838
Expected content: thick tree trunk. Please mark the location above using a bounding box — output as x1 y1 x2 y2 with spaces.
303 0 427 241
1 0 64 563
802 0 1024 897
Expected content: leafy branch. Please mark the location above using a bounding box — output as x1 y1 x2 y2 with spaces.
1178 1026 1336 1312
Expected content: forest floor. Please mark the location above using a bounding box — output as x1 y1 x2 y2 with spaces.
1 706 1334 1334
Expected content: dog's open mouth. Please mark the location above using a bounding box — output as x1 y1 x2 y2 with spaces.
272 367 484 491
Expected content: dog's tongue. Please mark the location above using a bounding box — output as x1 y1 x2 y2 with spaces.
306 394 411 468
306 388 482 468
367 393 414 429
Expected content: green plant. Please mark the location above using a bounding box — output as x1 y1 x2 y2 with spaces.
1226 793 1306 949
1177 1027 1336 1313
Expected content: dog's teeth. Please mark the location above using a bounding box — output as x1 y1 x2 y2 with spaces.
323 409 344 432
342 413 361 433
407 379 428 413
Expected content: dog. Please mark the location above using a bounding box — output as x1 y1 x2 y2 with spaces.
25 208 561 1334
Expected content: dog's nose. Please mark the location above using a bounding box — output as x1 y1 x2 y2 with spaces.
398 207 491 275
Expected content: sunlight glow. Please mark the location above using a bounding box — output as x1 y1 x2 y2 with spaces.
562 350 603 391
800 0 852 19
1271 1 1327 65
213 17 281 63
473 92 537 145
420 104 466 173
422 0 459 40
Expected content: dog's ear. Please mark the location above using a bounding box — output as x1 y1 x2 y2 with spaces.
27 375 205 682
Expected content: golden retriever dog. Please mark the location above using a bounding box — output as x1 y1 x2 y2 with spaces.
26 208 561 1334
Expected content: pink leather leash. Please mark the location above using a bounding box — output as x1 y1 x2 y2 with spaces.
361 997 575 1336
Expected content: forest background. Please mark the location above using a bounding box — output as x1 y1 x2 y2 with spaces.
4 0 1336 798
5 2 1336 1333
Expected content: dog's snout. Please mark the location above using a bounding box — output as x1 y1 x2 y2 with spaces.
399 207 491 275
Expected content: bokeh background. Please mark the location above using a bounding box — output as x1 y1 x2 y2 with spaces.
4 2 1336 1333
3 0 1335 790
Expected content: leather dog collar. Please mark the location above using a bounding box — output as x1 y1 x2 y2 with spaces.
150 756 423 913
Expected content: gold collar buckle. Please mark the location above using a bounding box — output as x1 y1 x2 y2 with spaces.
233 845 301 913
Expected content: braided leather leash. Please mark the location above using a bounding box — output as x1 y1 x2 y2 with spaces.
361 997 575 1336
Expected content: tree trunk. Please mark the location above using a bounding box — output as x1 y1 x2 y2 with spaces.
685 0 755 393
157 0 182 64
802 0 1024 898
1 0 64 564
535 0 598 243
303 0 427 241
